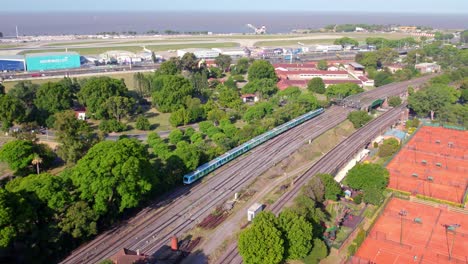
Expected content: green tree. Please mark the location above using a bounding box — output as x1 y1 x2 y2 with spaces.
218 86 242 109
248 60 277 81
207 109 227 125
242 79 278 99
99 119 127 133
378 138 400 157
147 132 171 159
408 84 459 119
307 78 326 94
356 52 379 68
363 187 385 205
151 75 194 112
0 94 26 131
180 52 198 72
0 140 35 173
317 60 328 70
325 83 363 99
238 212 284 264
232 57 250 75
278 210 314 260
334 37 358 46
78 77 128 119
135 115 151 130
317 173 342 201
53 110 97 163
0 83 4 95
169 108 191 127
0 188 34 248
34 82 73 116
58 201 98 239
173 141 201 171
374 71 394 87
303 239 328 264
243 102 274 123
159 60 179 75
71 138 153 214
347 111 373 129
103 96 135 121
388 96 402 107
345 163 389 195
169 129 184 145
6 173 71 212
215 54 232 72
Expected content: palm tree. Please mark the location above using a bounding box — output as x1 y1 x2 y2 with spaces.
31 154 43 175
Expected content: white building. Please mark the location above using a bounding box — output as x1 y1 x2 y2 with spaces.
177 48 220 59
247 203 263 221
415 62 441 74
212 47 246 58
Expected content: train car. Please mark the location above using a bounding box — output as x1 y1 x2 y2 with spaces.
183 108 324 184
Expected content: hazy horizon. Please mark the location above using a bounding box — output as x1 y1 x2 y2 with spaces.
0 11 466 36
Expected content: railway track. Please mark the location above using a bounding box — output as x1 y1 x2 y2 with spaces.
61 106 349 263
61 75 432 264
217 105 408 264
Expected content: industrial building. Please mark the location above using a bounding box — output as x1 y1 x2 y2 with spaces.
25 52 81 71
177 48 220 59
212 47 246 58
0 55 26 72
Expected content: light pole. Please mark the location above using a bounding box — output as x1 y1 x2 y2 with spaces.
444 224 461 261
399 209 408 245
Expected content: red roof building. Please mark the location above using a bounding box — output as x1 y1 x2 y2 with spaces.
110 248 151 264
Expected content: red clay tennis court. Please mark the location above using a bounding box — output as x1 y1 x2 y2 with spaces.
387 126 468 204
351 198 468 264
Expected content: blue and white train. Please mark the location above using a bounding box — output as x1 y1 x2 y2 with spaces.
183 108 324 184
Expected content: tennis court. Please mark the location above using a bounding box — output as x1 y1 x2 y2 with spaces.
386 126 468 203
351 198 468 264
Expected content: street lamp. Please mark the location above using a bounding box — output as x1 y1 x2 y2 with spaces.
443 224 461 261
399 209 408 245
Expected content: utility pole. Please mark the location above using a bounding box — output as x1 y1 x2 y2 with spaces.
399 209 408 245
444 224 461 261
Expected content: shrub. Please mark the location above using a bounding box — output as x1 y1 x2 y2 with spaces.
99 119 127 133
135 115 151 130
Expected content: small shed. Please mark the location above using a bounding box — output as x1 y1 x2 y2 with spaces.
247 203 263 222
74 107 86 120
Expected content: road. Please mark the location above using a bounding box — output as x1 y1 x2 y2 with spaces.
218 105 408 264
59 75 432 264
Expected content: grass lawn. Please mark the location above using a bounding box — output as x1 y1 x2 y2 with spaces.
0 44 24 49
2 72 140 92
19 42 239 55
125 108 172 133
44 40 114 46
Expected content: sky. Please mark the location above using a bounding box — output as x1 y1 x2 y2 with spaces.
2 0 468 13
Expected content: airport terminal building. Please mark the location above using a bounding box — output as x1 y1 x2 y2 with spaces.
25 52 81 71
0 55 26 72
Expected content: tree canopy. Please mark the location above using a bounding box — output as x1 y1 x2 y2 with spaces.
78 77 128 119
0 94 26 131
247 60 277 81
408 84 459 119
151 75 194 112
34 82 73 116
334 37 359 46
325 83 363 99
70 138 153 215
307 78 326 94
347 110 373 129
214 54 232 72
345 164 389 205
317 173 342 201
241 79 278 98
278 210 314 260
238 212 284 264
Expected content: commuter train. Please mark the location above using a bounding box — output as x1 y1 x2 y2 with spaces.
183 108 324 184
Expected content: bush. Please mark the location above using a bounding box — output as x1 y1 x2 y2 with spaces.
378 138 400 158
388 96 402 107
99 119 127 133
353 193 363 204
347 111 373 129
135 115 151 130
169 129 184 145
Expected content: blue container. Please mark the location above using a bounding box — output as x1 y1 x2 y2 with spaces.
25 52 81 71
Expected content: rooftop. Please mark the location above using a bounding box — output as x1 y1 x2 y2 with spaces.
25 51 80 57
0 55 25 61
